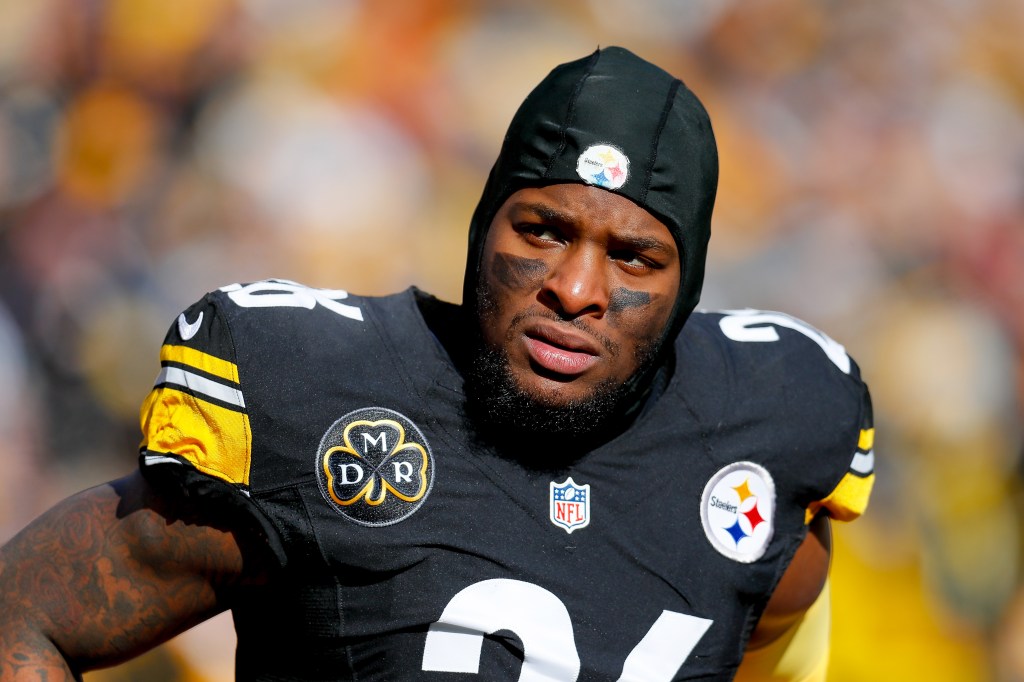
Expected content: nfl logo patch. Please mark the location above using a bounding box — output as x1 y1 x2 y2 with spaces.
549 477 590 534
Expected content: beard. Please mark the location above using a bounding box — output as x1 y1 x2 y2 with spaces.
463 292 662 461
466 342 625 436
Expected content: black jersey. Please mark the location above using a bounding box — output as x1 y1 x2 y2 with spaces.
139 279 874 681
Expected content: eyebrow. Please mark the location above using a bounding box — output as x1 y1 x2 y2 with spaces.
617 235 674 255
513 202 574 226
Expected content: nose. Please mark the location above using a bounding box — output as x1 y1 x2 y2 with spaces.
539 246 609 318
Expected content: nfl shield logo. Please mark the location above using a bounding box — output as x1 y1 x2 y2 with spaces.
549 477 591 534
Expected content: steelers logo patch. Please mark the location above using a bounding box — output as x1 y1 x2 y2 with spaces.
576 143 630 190
700 462 775 563
315 407 434 526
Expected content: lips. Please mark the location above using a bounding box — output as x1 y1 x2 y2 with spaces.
521 323 601 377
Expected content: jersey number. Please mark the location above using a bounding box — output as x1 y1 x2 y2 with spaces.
220 279 363 321
718 309 850 374
421 579 712 681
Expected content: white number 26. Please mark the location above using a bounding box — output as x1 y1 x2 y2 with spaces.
421 579 713 681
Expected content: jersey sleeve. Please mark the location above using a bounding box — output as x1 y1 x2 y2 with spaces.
690 309 877 528
139 295 251 487
806 381 875 524
137 293 286 563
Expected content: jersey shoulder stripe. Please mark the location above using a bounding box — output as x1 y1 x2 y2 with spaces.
156 364 245 410
162 343 240 384
850 427 875 477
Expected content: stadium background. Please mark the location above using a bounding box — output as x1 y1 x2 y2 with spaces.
0 1 1021 679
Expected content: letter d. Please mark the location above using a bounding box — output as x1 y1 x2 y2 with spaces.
340 463 364 485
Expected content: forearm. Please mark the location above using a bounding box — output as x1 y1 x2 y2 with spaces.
0 621 82 682
1 510 79 678
1 527 83 679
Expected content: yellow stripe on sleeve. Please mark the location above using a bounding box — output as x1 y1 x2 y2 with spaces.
805 472 875 524
161 344 240 384
858 428 874 451
140 384 252 486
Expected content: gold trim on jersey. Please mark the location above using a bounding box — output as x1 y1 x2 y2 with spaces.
139 344 251 486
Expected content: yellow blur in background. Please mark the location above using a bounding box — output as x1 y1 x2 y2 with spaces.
0 1 1021 680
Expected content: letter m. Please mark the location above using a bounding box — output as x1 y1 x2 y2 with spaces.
362 431 388 453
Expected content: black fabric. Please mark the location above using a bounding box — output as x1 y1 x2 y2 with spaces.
138 454 290 569
462 46 719 406
139 284 870 680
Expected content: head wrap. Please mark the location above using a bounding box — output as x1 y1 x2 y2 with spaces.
463 46 718 400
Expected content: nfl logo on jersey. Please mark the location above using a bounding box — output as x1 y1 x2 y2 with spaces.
549 477 591 533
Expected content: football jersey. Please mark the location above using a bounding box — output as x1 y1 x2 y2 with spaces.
139 279 874 681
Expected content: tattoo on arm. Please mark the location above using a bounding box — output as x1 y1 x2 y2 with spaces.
0 471 252 676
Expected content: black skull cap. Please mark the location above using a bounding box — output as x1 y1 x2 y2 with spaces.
463 46 718 353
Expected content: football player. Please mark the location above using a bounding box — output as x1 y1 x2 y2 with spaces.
0 47 873 681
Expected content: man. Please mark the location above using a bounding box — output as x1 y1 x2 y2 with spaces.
0 47 873 680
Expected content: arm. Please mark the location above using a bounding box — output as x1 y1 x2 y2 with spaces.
0 470 256 680
737 515 832 681
749 514 831 648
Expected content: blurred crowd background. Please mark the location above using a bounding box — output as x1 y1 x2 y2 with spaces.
0 0 1021 680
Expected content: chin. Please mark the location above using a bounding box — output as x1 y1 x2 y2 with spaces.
465 343 627 443
517 372 606 408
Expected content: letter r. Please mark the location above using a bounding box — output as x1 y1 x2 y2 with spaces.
393 461 414 483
